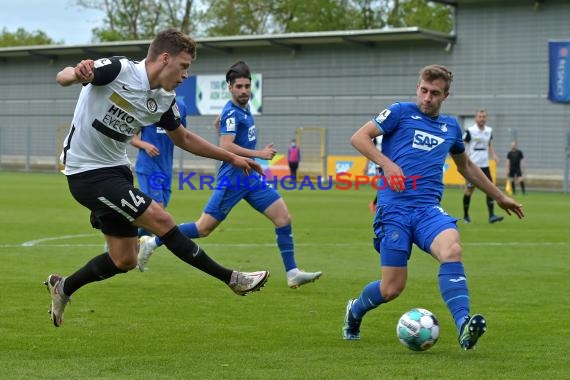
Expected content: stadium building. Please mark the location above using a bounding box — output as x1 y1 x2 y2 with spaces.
0 0 568 190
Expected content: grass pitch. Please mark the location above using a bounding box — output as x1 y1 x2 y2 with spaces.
0 171 568 379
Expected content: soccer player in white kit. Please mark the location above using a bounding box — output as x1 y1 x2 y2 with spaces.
45 29 269 328
462 109 504 224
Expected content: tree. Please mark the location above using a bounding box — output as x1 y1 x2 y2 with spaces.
74 0 452 41
271 0 358 33
198 0 274 36
75 0 197 42
199 0 364 35
0 28 61 47
200 0 452 36
393 0 453 32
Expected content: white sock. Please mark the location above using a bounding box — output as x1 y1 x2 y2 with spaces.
287 268 300 279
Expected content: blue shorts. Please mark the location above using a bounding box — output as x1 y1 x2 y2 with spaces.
136 172 172 207
204 174 281 221
373 203 459 267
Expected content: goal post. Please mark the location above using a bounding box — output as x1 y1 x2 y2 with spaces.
296 127 326 179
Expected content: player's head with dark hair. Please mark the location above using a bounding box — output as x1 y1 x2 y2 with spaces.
148 28 197 61
226 61 252 107
418 64 453 94
226 60 251 85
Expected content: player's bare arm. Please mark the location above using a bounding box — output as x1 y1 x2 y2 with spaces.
56 59 95 86
351 121 390 168
351 120 405 191
452 152 524 218
213 115 221 132
220 134 276 160
167 126 262 174
130 132 160 157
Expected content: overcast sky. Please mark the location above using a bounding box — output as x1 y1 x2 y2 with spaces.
1 0 104 45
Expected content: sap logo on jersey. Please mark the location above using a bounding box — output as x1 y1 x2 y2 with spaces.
412 130 444 151
248 125 256 141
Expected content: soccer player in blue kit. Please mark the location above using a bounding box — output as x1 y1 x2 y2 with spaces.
138 60 322 289
131 98 187 237
342 64 524 349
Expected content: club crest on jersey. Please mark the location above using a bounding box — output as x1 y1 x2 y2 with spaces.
146 98 158 113
412 130 444 151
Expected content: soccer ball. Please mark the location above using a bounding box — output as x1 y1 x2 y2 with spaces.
396 308 440 351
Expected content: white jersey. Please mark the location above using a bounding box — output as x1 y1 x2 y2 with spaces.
463 124 493 168
367 135 383 176
60 57 181 175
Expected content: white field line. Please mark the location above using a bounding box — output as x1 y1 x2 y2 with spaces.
20 234 97 247
0 233 566 249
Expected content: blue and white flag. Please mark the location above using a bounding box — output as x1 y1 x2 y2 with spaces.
548 41 570 103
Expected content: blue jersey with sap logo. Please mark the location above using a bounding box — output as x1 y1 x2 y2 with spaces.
218 100 257 180
373 102 464 206
135 99 187 176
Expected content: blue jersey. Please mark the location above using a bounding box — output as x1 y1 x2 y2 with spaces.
203 100 280 221
218 100 257 180
373 102 464 206
135 99 187 176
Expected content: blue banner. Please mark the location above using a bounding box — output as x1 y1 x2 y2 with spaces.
548 41 570 103
175 76 198 115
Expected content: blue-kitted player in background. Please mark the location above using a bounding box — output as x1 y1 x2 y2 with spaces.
343 64 524 349
138 60 322 289
131 98 187 237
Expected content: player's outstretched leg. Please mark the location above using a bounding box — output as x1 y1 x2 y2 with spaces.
137 235 158 272
458 314 487 350
342 280 385 340
287 269 322 289
342 299 362 340
276 224 323 288
138 223 200 271
228 270 270 296
44 274 71 327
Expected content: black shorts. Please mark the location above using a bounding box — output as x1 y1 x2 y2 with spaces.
466 166 492 188
508 168 522 178
67 165 152 237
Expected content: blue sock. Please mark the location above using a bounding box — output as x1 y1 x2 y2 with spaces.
155 222 199 247
275 225 296 271
439 262 471 332
351 280 385 320
137 228 152 237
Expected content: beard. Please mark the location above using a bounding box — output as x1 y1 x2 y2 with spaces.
236 96 249 107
